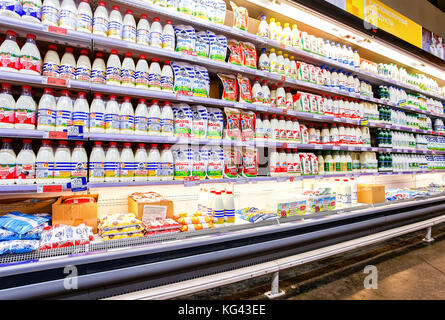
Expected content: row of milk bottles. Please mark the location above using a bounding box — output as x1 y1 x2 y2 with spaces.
0 138 90 185
392 154 430 172
37 91 174 136
42 46 174 90
306 123 370 146
0 31 41 74
198 188 235 224
320 152 378 174
257 16 361 68
269 148 301 176
392 132 424 149
332 178 357 205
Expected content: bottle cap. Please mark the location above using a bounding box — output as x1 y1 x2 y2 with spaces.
110 49 118 55
96 52 103 58
138 98 146 104
138 143 145 148
140 14 148 19
112 5 120 11
80 49 89 55
125 9 133 15
125 52 132 58
26 34 36 41
94 141 103 146
65 47 73 53
139 54 146 60
75 141 84 146
6 30 16 37
124 142 132 147
109 142 117 146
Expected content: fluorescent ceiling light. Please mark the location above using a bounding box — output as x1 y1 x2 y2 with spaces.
245 0 445 81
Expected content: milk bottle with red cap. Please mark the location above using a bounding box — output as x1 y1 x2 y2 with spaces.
37 88 56 131
43 44 60 78
104 142 119 182
134 143 148 181
36 139 54 184
135 54 149 89
148 100 161 136
59 47 76 80
147 143 160 181
161 61 174 92
106 49 121 86
0 83 15 128
0 138 16 185
53 140 71 183
0 30 20 72
136 14 150 45
72 91 89 132
149 58 161 90
121 52 135 87
71 141 88 180
159 144 173 180
59 0 77 30
122 9 136 42
19 34 41 75
15 139 36 184
89 141 105 182
76 49 91 82
108 5 122 39
120 96 134 134
119 142 135 182
135 98 149 135
104 95 119 133
89 93 105 133
76 0 92 33
93 1 108 37
55 90 72 131
15 86 36 129
91 52 106 84
150 17 163 47
41 0 60 26
162 20 175 50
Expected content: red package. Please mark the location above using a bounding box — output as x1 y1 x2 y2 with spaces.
218 73 238 101
228 39 243 66
241 42 257 69
240 110 255 141
224 107 242 140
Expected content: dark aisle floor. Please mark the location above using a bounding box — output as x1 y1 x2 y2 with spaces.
178 223 445 300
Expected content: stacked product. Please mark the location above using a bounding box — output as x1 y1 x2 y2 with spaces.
39 224 94 249
173 212 215 232
97 213 145 241
143 218 181 236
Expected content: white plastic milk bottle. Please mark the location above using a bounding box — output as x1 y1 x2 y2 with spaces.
106 49 121 86
91 52 106 84
0 30 20 72
134 143 148 181
42 44 60 78
135 54 149 89
59 0 78 30
122 9 136 42
162 20 175 50
147 143 160 181
15 139 36 185
92 1 108 37
59 47 76 80
120 96 134 134
89 93 105 133
0 138 16 185
121 52 136 87
76 0 92 34
160 144 174 181
19 33 41 75
41 0 60 27
104 141 119 182
148 100 161 135
149 57 161 90
37 88 56 131
15 85 36 130
72 91 89 132
136 14 150 45
55 90 73 132
119 142 135 182
161 102 174 136
53 140 71 183
150 17 163 48
36 139 54 184
0 83 15 128
71 141 88 180
134 98 149 135
104 95 120 133
89 141 105 182
108 5 122 40
161 61 174 92
75 49 91 82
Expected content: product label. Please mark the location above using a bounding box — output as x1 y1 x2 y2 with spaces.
43 62 59 78
147 161 159 178
106 66 121 84
41 5 59 25
89 162 104 179
0 52 19 70
105 113 119 130
36 161 53 179
160 118 173 134
76 66 91 82
77 13 92 32
59 9 77 30
104 161 119 178
158 162 173 178
150 31 162 47
59 64 76 80
91 69 106 84
136 28 150 44
135 71 149 87
107 21 122 38
148 72 161 89
93 17 108 36
119 162 135 178
0 164 15 180
15 108 35 125
135 116 148 133
15 163 35 180
53 161 71 179
72 111 88 128
72 161 87 178
148 116 161 134
122 25 136 42
0 105 14 124
161 74 174 91
56 110 72 130
121 68 135 85
135 162 148 177
119 114 134 131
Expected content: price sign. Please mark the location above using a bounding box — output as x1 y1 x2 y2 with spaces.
67 125 84 139
360 119 368 126
236 178 249 184
38 184 63 193
46 131 68 139
184 176 200 186
69 177 87 192
45 77 68 87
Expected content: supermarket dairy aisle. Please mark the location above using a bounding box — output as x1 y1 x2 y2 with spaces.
177 223 445 300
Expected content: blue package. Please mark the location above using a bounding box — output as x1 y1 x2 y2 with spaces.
0 240 40 255
0 212 50 235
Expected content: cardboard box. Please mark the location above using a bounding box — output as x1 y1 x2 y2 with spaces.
0 197 57 216
128 196 174 222
357 184 386 204
52 194 98 232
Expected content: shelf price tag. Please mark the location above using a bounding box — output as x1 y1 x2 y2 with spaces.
67 125 83 139
38 184 63 193
48 25 67 35
69 177 87 192
46 131 68 139
44 77 68 87
184 176 200 187
360 118 368 126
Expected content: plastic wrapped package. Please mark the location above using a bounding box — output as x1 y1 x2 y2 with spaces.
98 213 142 229
130 191 166 203
176 215 214 225
240 110 255 141
241 42 257 69
218 73 238 101
206 107 224 139
230 1 248 31
206 146 224 179
99 225 145 237
0 224 48 241
191 105 208 138
173 103 193 137
193 66 210 97
0 240 40 256
0 212 51 235
39 224 94 250
208 32 227 62
171 62 195 95
143 218 181 232
172 144 192 179
102 232 144 241
237 74 252 103
224 107 242 140
195 31 210 57
241 146 258 177
237 207 278 223
174 25 196 52
191 145 207 179
227 39 243 66
180 222 214 232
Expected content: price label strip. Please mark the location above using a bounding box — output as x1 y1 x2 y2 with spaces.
37 184 63 193
67 125 84 139
184 176 200 187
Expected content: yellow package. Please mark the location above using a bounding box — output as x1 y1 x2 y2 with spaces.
230 1 248 31
177 216 213 225
102 232 145 241
180 222 214 232
99 225 145 236
173 211 204 219
98 213 142 229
